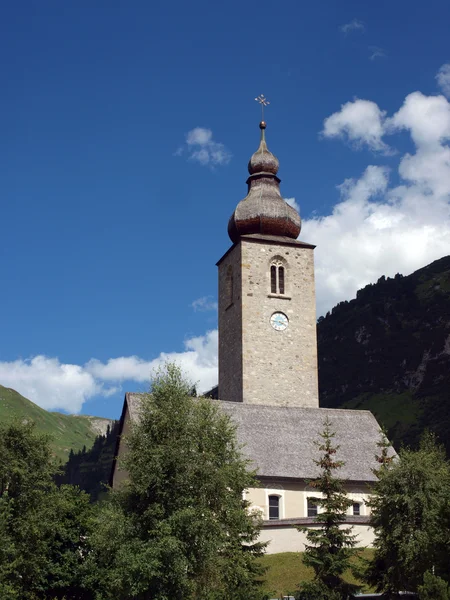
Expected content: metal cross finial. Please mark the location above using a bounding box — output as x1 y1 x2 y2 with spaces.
255 94 270 121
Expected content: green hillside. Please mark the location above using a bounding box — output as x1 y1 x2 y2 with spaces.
258 550 374 598
0 385 113 463
318 255 450 454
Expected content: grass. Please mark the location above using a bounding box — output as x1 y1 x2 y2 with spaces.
0 385 112 463
258 549 374 598
415 271 450 300
344 391 420 429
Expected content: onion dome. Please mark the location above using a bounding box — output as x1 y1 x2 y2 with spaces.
228 121 301 243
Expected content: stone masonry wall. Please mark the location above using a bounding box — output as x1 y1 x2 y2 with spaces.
218 243 243 403
218 237 319 407
240 238 318 407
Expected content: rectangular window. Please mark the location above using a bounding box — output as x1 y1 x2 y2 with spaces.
268 495 280 520
278 266 285 294
270 266 277 294
353 503 361 516
307 499 318 517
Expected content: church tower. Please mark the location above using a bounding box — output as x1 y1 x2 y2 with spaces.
217 119 319 407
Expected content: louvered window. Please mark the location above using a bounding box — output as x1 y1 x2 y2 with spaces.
270 265 277 293
270 260 286 295
278 266 285 294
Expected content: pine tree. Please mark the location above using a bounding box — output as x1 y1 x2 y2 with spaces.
372 428 395 478
296 417 358 600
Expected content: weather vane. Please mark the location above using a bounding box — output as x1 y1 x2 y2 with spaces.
255 94 270 121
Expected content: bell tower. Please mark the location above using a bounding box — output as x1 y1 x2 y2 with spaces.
217 119 319 408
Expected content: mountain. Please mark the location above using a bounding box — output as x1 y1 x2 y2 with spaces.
317 255 450 454
0 385 113 462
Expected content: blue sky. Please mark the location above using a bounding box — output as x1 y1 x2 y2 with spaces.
2 0 450 418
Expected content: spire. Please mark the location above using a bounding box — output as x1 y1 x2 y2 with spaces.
227 118 302 243
248 121 280 176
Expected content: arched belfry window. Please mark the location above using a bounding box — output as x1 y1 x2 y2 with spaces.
270 257 286 295
225 265 233 307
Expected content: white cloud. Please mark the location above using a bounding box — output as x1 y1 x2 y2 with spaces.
436 63 450 98
0 331 219 414
285 197 300 213
191 296 218 312
5 73 450 415
322 99 391 153
340 19 365 35
87 329 218 393
177 127 232 167
186 128 213 146
0 356 117 414
369 46 387 61
388 91 450 147
307 84 450 316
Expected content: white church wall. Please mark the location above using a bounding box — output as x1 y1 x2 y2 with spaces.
246 481 372 521
259 522 375 554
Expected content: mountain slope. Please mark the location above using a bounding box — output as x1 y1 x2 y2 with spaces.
318 255 450 453
0 385 113 462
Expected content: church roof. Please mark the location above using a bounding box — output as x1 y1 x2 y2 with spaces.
216 233 315 266
124 393 388 483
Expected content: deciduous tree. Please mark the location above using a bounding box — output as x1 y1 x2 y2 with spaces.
89 364 265 600
367 432 450 594
0 421 93 599
418 571 450 600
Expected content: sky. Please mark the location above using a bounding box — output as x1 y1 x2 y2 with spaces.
2 0 450 418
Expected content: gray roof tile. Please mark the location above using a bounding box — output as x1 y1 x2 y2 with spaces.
124 394 390 483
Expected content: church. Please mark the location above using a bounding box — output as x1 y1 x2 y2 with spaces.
111 116 389 553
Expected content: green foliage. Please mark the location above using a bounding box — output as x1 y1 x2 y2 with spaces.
372 429 395 479
297 418 359 600
57 421 120 501
0 420 93 599
418 571 450 600
296 580 344 600
367 432 450 594
0 384 112 462
88 364 266 600
43 484 93 599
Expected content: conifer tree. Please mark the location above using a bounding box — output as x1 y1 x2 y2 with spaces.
372 428 394 478
296 417 358 600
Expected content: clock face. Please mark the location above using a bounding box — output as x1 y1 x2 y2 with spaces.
270 312 289 331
